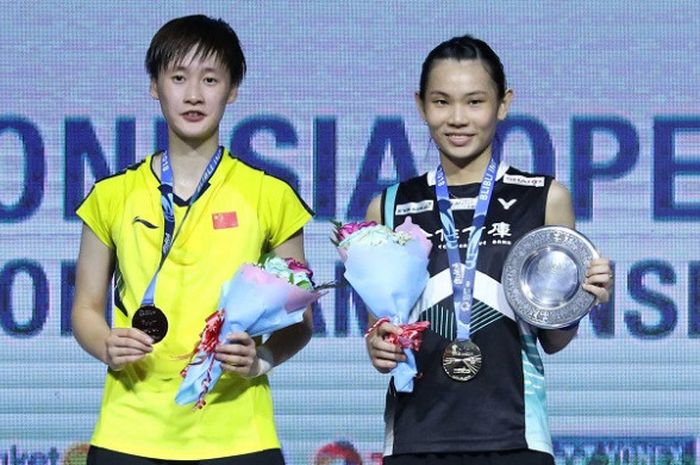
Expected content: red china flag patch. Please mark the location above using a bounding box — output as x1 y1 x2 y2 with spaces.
212 211 238 229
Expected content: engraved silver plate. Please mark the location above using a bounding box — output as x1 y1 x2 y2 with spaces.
501 226 599 329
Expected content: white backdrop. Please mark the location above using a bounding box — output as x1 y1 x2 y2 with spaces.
1 1 699 464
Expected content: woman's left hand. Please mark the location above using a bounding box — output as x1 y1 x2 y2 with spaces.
215 332 259 377
583 257 613 304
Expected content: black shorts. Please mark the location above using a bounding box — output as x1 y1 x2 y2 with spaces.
382 449 554 465
86 446 285 465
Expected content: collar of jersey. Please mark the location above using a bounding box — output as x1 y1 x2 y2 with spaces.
146 147 230 207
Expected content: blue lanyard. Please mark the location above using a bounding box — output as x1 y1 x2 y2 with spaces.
434 154 499 340
140 147 223 307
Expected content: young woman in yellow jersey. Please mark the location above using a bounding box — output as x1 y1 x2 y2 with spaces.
72 15 313 464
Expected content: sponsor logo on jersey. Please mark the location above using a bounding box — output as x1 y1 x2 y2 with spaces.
487 221 511 239
395 200 433 215
497 198 517 210
487 221 512 245
132 216 158 229
450 197 477 211
503 174 545 187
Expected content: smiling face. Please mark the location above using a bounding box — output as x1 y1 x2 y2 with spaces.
150 47 237 149
416 59 512 173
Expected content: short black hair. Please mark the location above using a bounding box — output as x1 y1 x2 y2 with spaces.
145 15 246 87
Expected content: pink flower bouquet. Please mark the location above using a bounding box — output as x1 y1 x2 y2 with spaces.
334 217 432 392
176 255 324 408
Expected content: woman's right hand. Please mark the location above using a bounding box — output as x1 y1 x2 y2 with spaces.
365 321 406 373
104 328 153 371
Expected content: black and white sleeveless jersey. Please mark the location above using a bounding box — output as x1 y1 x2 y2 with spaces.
380 164 554 457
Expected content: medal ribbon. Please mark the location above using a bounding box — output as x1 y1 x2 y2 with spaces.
434 152 499 341
140 147 224 308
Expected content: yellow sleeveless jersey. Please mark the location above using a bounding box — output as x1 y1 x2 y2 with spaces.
76 149 313 460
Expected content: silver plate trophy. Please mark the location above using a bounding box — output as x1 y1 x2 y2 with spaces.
502 226 599 329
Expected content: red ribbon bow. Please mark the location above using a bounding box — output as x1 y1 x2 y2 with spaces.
366 317 430 351
180 310 224 409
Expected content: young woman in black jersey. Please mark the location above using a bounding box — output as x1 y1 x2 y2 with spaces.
364 35 612 465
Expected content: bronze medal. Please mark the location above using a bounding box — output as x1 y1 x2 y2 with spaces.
132 305 168 343
441 339 482 382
